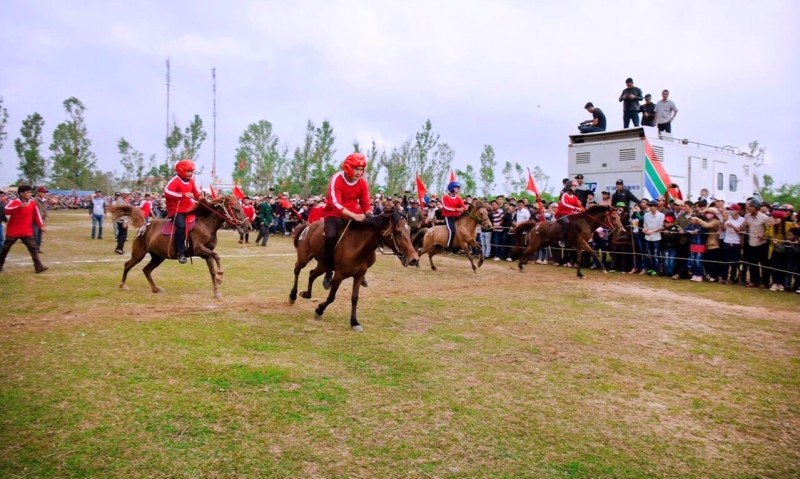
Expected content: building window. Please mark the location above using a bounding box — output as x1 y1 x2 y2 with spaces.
729 174 738 192
717 173 724 191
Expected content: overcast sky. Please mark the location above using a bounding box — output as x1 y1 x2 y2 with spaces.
1 0 798 194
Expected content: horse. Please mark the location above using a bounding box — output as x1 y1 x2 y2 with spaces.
513 204 624 278
289 205 419 332
111 195 248 298
414 199 493 273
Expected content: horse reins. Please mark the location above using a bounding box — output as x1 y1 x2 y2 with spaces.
199 200 243 229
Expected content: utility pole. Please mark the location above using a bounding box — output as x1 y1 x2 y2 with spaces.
212 67 217 185
165 57 171 169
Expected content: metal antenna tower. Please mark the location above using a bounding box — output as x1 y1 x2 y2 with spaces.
165 57 171 166
212 67 217 184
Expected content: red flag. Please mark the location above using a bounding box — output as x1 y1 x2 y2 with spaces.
527 168 545 222
209 184 217 200
233 184 245 200
415 173 427 205
449 169 456 183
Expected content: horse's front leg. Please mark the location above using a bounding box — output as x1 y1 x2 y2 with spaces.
462 241 478 273
301 263 325 299
314 273 342 321
350 274 364 332
195 245 223 284
204 256 222 299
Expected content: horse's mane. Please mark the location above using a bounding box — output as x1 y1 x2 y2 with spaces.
349 207 398 231
459 199 486 219
187 195 232 217
584 204 612 215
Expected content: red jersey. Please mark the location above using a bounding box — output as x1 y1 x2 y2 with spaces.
242 204 256 222
307 205 324 223
441 193 466 218
4 198 43 237
556 192 584 218
322 172 372 219
164 175 201 216
140 200 152 219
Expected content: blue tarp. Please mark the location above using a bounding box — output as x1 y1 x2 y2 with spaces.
45 189 96 197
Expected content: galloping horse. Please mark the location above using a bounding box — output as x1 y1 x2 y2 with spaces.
513 204 623 278
289 206 419 332
414 199 492 273
111 195 247 298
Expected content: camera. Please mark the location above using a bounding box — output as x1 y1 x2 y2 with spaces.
268 187 275 191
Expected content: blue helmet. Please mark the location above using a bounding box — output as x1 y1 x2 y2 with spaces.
447 181 461 193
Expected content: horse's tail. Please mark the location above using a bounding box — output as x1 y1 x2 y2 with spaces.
412 227 429 249
110 205 145 228
293 222 309 249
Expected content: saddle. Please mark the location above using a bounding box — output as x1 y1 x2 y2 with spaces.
161 215 197 236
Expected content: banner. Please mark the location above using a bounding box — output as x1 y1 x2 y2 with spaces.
415 173 427 205
449 169 457 184
232 184 245 201
209 184 217 200
527 168 545 222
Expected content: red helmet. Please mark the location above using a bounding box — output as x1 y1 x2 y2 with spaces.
342 153 367 177
175 159 195 180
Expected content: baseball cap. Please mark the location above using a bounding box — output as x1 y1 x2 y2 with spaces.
616 179 624 184
37 186 48 193
625 77 633 83
601 191 610 196
575 174 584 179
614 202 626 207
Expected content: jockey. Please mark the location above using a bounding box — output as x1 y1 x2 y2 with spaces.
556 180 585 247
441 181 467 248
321 152 373 290
164 159 201 264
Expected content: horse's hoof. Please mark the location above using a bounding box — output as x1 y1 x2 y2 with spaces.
602 270 609 275
289 296 296 305
214 292 223 299
120 284 129 290
154 288 164 293
300 291 311 299
314 313 323 321
352 325 363 333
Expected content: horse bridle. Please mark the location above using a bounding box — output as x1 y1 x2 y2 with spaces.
199 199 246 231
377 212 407 262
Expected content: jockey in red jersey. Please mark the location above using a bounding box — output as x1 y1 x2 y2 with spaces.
164 159 201 263
321 152 373 290
556 180 585 247
442 181 467 248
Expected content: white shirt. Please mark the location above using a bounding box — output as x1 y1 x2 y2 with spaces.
643 211 665 241
515 207 531 224
724 216 745 245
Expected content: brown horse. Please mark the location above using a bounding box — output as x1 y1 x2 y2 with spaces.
289 206 419 332
513 204 623 278
415 199 492 273
112 195 247 298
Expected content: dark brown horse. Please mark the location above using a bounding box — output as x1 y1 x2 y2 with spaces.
112 195 247 298
289 206 419 332
414 199 492 273
513 204 623 278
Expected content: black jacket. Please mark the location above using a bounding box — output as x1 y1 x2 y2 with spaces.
611 189 640 207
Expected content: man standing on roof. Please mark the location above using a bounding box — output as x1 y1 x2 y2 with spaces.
619 77 643 128
164 159 201 264
578 102 606 133
655 89 679 134
321 153 373 290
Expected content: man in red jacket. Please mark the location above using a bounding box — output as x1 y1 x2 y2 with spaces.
556 180 585 248
0 185 48 273
164 159 201 263
442 181 467 248
321 153 373 290
239 197 256 244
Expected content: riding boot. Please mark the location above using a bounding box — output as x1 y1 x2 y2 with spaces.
323 236 335 290
558 220 568 248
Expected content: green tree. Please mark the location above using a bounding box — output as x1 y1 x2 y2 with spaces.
354 139 384 193
501 161 529 195
478 144 496 197
235 120 287 193
748 140 766 167
760 174 800 209
282 120 337 196
455 164 477 196
49 97 97 189
182 115 207 161
0 97 8 167
381 140 412 196
117 138 154 191
165 123 183 164
15 113 47 186
429 143 454 194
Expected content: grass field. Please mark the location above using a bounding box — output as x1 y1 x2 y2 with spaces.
1 210 798 478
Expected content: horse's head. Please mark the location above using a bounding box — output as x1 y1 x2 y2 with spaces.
378 206 419 267
607 205 625 234
470 200 493 230
211 195 248 234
